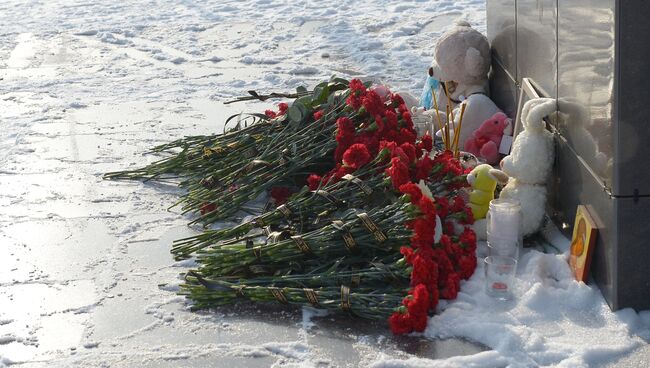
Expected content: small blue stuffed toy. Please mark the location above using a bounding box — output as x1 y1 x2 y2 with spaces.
419 67 440 110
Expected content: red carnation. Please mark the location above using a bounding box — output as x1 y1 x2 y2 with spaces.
411 219 435 248
459 228 477 251
349 79 366 94
373 114 384 132
346 95 362 110
435 196 450 218
335 163 356 179
397 128 417 145
270 186 292 205
458 254 477 280
415 155 434 181
450 196 467 213
418 134 433 153
441 272 461 300
429 283 440 310
265 110 277 118
336 117 355 138
433 248 454 281
439 234 452 248
361 90 385 117
404 284 429 315
418 196 437 219
411 253 438 286
342 143 371 169
385 110 398 131
200 203 217 215
307 174 322 191
401 110 413 129
379 140 398 157
388 311 413 335
391 93 405 107
411 311 428 332
386 157 410 190
354 133 380 157
278 102 289 114
313 110 324 121
399 143 417 164
400 246 416 263
444 221 456 236
459 207 474 225
399 183 422 204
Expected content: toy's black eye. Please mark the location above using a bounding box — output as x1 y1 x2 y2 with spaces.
494 121 498 124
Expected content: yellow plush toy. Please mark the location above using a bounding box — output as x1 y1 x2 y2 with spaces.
467 164 508 219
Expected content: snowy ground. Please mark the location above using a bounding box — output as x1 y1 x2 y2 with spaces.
0 0 648 367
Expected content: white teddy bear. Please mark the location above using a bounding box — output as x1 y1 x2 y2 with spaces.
499 98 556 236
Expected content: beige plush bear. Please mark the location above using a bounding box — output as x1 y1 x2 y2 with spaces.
407 21 509 148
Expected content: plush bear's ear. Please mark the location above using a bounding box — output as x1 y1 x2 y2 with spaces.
465 47 485 77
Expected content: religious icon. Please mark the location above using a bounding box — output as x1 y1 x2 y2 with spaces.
569 205 598 282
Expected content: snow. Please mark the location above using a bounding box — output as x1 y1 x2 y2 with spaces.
0 0 648 367
424 249 647 367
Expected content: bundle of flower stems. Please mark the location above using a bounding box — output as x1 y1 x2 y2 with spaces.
171 147 467 259
183 145 477 333
107 78 478 334
105 78 352 222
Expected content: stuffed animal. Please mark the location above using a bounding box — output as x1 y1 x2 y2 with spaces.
499 98 556 236
404 22 512 150
467 164 498 220
429 21 506 146
466 164 508 240
467 164 509 220
464 112 511 164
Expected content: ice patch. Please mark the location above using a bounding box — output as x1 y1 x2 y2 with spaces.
0 335 18 345
371 350 508 368
170 57 186 64
69 101 87 109
241 56 281 65
83 341 99 349
98 32 131 45
263 341 310 360
290 66 319 75
74 30 98 36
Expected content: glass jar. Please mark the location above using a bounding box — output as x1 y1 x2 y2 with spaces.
486 198 523 257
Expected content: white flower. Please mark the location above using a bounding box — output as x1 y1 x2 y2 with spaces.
418 180 443 243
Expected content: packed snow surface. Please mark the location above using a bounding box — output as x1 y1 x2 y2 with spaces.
0 0 648 367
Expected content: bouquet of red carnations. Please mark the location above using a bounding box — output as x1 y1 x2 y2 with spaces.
107 78 478 334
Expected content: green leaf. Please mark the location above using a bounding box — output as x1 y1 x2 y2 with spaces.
328 89 348 106
295 95 313 109
314 85 330 104
287 105 304 123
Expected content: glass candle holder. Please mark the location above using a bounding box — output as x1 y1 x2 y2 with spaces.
484 256 517 300
486 198 523 251
487 239 520 260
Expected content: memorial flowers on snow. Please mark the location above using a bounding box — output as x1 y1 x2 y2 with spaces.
106 78 477 334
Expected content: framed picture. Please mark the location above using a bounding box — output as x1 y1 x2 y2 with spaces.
569 205 598 282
